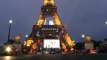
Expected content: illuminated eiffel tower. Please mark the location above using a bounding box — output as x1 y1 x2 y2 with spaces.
24 0 75 54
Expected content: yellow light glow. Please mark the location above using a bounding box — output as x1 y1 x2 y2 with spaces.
37 20 44 25
61 42 68 52
85 35 92 42
5 46 11 52
61 42 66 49
54 13 62 25
44 0 55 6
30 43 38 54
24 41 27 46
32 43 37 49
15 36 20 40
26 39 34 47
37 14 44 26
70 48 74 51
15 34 21 41
63 34 74 47
4 56 12 60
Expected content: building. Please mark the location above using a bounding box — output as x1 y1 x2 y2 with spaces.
84 35 94 50
4 34 22 55
23 0 75 54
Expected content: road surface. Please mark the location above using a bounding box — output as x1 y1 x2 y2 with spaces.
0 54 107 60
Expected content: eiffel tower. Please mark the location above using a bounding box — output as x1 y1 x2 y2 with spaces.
23 0 75 54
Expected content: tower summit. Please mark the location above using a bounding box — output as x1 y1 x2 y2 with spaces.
44 0 55 6
36 0 61 26
23 0 75 54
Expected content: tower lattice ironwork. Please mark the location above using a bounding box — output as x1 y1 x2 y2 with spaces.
23 0 75 54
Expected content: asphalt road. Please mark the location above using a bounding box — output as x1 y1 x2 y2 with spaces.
0 54 107 60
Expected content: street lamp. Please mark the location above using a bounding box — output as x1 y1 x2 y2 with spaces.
106 21 107 25
9 20 13 24
8 20 13 41
5 46 12 53
82 34 85 38
25 35 28 38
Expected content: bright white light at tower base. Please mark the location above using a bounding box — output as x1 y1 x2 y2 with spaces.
44 39 60 48
9 20 13 24
49 20 54 25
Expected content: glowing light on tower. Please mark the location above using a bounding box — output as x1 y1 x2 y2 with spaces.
26 40 33 47
44 0 55 6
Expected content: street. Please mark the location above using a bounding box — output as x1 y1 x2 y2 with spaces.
0 54 107 60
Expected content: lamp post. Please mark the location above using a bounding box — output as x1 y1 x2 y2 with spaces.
82 34 85 50
8 20 13 41
25 35 28 46
82 34 85 42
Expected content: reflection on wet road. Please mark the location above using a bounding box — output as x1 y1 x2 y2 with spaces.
0 56 13 60
0 54 107 60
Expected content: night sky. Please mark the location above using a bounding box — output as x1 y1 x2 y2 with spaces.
0 0 107 45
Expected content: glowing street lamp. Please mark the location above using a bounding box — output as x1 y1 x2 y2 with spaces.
5 46 11 53
106 21 107 25
73 40 75 43
82 34 85 38
25 35 28 40
25 35 28 38
9 20 13 24
8 20 13 41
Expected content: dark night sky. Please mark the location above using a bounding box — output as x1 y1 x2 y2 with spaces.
0 0 107 45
